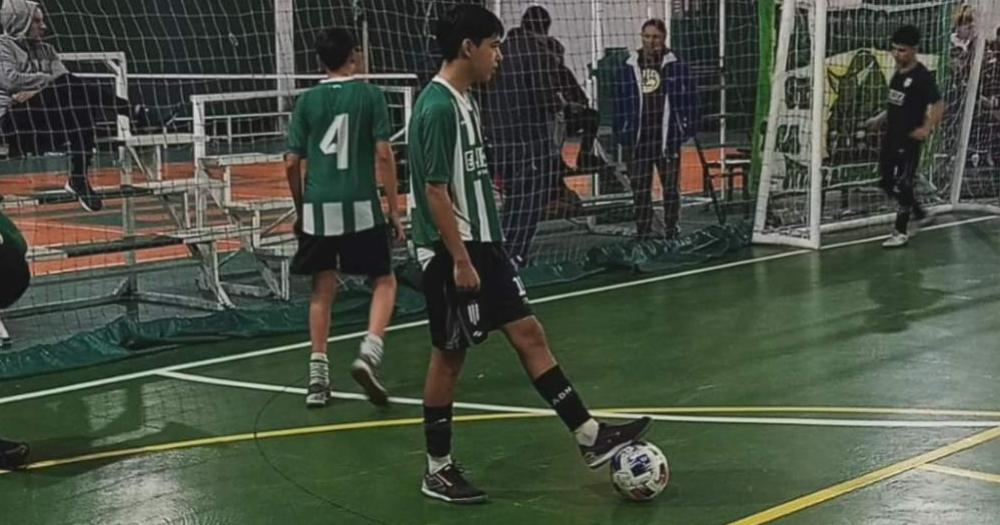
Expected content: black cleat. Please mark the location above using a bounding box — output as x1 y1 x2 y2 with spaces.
0 439 29 471
421 463 488 504
579 417 652 469
64 176 103 212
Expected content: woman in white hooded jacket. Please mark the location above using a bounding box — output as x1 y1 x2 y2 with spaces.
0 0 143 212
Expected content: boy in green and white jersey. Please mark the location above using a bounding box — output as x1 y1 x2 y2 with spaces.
410 5 651 504
285 27 404 408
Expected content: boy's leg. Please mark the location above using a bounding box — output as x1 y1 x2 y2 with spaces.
879 148 910 247
660 156 682 239
420 347 488 504
339 227 396 405
306 270 337 408
350 273 396 406
502 316 651 468
628 149 656 237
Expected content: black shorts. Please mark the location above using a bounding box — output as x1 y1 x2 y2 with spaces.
291 226 392 278
421 242 533 352
0 245 30 309
879 142 922 192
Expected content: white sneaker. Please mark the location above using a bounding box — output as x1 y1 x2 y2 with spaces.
882 232 909 248
351 336 388 406
306 358 330 408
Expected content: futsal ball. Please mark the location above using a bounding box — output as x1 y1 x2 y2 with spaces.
609 441 669 501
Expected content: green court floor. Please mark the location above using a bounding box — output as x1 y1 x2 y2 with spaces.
2 217 999 525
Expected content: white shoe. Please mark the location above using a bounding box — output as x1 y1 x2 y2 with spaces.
306 358 330 408
882 232 909 248
351 356 388 406
351 336 388 406
305 381 330 408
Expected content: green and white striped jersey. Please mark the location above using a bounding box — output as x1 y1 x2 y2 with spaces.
287 77 391 236
408 77 503 247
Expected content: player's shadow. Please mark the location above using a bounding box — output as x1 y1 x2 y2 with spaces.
6 381 213 486
863 258 947 333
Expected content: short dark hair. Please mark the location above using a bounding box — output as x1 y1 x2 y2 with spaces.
315 27 357 71
892 25 921 47
434 4 504 61
642 18 667 35
521 5 551 35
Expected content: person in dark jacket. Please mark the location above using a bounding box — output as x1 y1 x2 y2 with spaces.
479 5 564 265
614 18 697 239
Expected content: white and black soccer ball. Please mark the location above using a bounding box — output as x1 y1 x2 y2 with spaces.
609 441 669 501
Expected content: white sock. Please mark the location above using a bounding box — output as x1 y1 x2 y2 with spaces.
310 352 328 362
573 419 600 447
427 454 453 474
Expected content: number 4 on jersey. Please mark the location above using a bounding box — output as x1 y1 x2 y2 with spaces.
319 113 350 169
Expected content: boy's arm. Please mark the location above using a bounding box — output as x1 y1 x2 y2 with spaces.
865 111 888 130
376 141 403 242
911 73 944 141
286 97 308 234
371 88 404 242
425 183 479 292
419 104 478 291
284 154 304 235
911 100 944 141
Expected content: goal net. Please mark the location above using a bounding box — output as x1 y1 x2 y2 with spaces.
0 0 757 375
753 0 1000 249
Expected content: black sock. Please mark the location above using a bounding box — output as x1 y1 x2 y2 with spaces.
895 207 911 234
423 404 453 458
533 366 591 431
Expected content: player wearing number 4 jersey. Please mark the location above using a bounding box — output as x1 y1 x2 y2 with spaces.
410 5 651 505
285 27 405 409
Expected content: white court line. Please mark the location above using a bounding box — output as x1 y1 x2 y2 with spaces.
157 371 1000 429
1 215 996 406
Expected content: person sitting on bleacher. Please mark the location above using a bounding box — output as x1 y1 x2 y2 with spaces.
0 0 171 212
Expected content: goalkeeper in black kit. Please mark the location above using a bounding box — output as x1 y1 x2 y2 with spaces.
865 25 944 248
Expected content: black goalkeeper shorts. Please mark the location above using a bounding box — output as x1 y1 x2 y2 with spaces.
0 244 30 309
421 242 533 352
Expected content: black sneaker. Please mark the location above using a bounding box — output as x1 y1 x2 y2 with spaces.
0 438 29 471
421 463 488 504
579 417 652 469
64 176 103 212
133 103 183 132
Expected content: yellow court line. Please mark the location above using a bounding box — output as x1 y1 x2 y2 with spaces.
609 407 1000 418
728 426 1000 525
0 412 547 476
919 464 1000 485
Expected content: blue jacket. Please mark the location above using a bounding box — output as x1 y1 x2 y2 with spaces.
613 49 697 154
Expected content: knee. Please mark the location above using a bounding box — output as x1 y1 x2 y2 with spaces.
509 318 548 353
432 350 465 379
